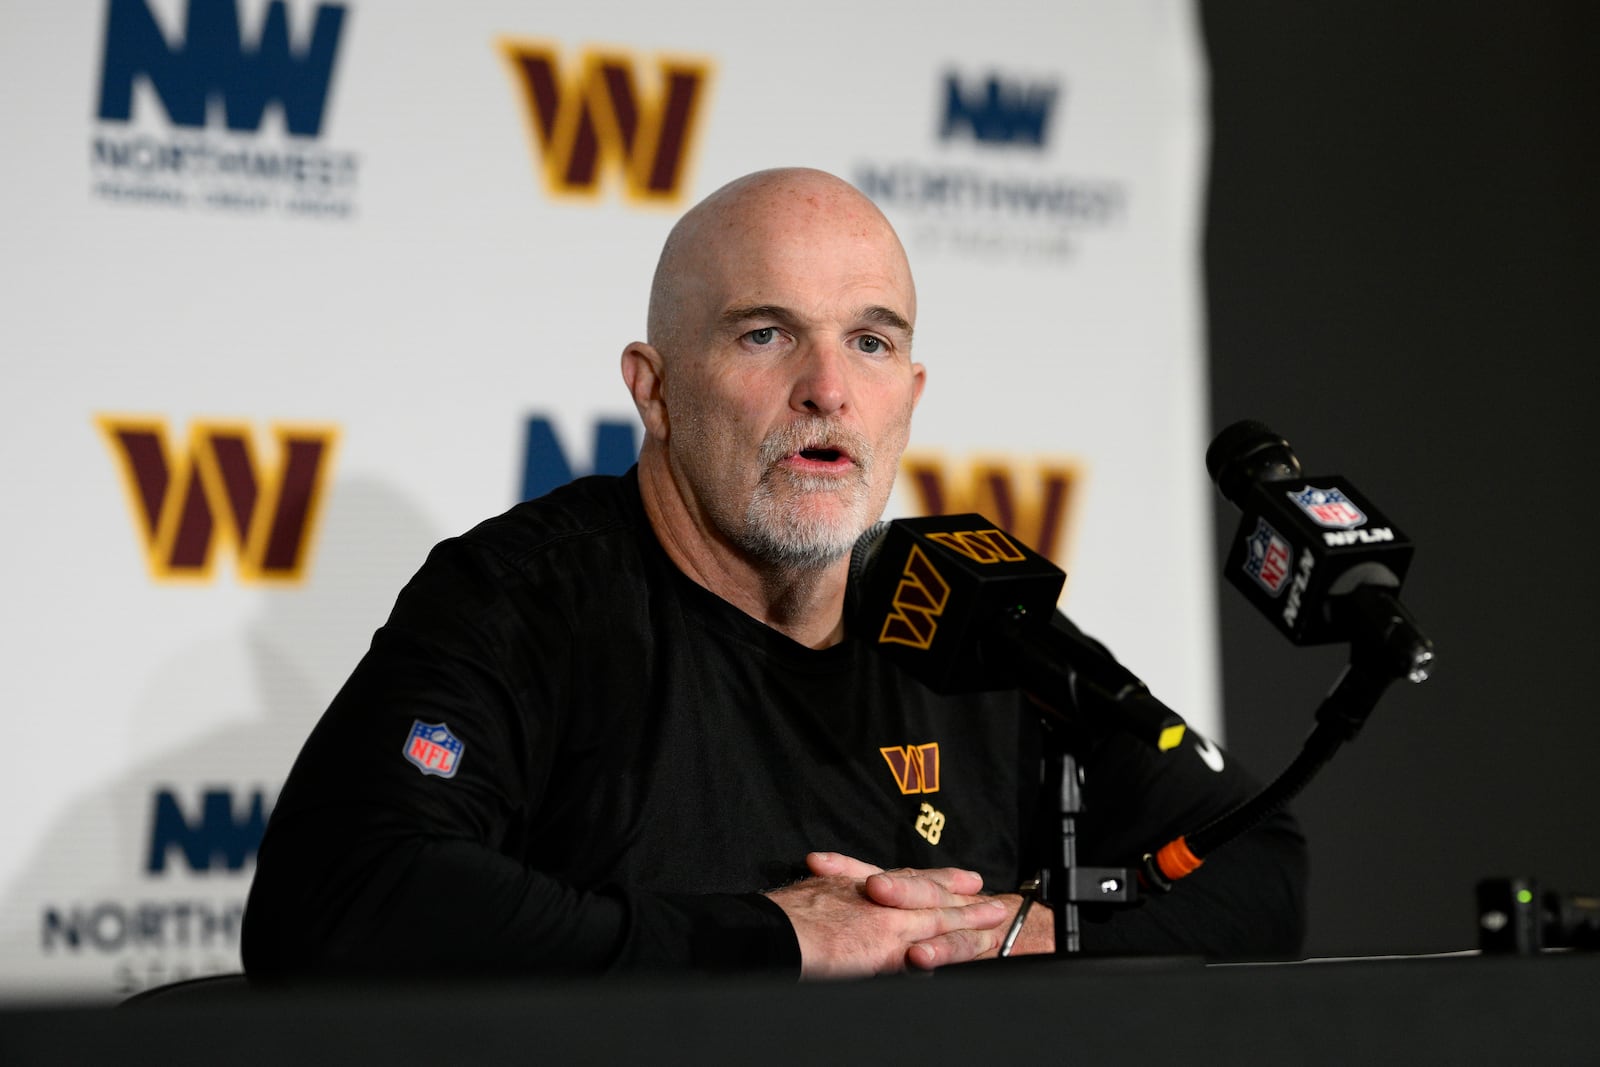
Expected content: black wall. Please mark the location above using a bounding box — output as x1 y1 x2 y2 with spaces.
1200 3 1600 956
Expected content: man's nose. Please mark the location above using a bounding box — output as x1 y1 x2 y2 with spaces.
790 340 848 416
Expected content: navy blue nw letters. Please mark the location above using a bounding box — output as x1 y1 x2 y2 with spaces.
520 416 639 502
97 0 347 137
940 72 1058 147
146 788 269 873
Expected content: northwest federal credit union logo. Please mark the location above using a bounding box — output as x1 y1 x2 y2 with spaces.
939 70 1059 148
41 785 266 996
857 67 1124 264
97 416 339 583
91 0 359 218
497 39 712 205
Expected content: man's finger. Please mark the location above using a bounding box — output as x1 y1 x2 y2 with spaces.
805 851 883 879
907 925 999 970
862 866 985 908
894 897 1010 945
909 866 986 896
902 902 1011 966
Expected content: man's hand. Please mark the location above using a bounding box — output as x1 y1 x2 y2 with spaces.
800 852 1056 970
765 852 1011 979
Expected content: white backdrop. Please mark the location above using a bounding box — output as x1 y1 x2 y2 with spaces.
0 0 1213 1000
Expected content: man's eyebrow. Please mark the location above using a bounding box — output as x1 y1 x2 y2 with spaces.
858 305 913 339
719 305 799 330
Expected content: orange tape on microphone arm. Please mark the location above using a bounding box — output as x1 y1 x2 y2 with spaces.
1156 836 1205 882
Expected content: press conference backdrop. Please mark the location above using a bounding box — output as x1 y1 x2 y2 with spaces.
0 1 1213 999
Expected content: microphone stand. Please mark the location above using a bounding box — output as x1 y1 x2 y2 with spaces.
997 610 1143 957
1010 734 1140 957
1002 584 1434 953
1142 584 1433 891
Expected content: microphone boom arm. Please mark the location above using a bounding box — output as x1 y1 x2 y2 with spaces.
1143 420 1436 892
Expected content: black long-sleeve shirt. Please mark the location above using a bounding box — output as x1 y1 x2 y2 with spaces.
242 470 1306 978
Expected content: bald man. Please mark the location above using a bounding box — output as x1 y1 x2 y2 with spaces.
243 170 1306 981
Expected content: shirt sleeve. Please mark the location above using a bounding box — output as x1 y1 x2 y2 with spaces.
241 535 801 979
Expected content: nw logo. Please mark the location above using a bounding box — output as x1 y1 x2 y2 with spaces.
96 0 348 136
878 545 951 651
940 71 1059 148
881 743 941 795
498 39 712 203
146 787 269 873
97 416 338 582
519 415 639 502
900 455 1081 569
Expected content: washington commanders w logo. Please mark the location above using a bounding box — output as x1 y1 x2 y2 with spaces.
900 455 1081 571
97 416 338 583
497 39 711 203
881 743 941 795
926 528 1025 564
878 545 951 650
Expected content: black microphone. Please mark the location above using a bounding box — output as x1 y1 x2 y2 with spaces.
849 514 1186 751
1208 420 1433 680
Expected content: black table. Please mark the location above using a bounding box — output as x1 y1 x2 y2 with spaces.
3 953 1592 1064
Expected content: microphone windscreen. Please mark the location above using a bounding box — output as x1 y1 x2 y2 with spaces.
848 521 891 588
1207 420 1301 503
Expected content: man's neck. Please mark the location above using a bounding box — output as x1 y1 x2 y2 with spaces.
636 453 850 649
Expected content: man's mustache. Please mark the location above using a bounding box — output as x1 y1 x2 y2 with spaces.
757 420 874 476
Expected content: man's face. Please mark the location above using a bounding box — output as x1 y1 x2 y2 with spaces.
661 188 924 570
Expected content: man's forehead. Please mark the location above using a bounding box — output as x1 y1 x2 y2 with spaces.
649 169 918 346
706 219 915 317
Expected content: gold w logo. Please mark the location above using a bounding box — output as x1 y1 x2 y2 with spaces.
900 454 1081 572
497 39 712 204
880 743 941 795
878 545 950 650
927 528 1025 564
97 416 339 583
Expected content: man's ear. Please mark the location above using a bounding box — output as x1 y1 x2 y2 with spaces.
621 341 669 442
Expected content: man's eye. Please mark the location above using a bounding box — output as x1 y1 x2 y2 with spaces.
746 327 779 346
856 335 885 354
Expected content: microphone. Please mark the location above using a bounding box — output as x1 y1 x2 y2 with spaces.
1208 420 1433 680
849 514 1186 751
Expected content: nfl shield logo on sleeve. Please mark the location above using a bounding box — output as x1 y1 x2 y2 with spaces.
404 720 465 778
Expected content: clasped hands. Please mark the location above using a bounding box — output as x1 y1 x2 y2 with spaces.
766 851 1054 979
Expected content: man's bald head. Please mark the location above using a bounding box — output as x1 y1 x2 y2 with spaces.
619 165 925 624
646 168 915 357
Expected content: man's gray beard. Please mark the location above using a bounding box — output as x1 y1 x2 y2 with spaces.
737 426 878 571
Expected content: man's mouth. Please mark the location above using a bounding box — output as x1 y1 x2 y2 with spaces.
759 420 872 479
784 444 854 472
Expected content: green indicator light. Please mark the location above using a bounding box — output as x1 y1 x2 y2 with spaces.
1516 890 1534 905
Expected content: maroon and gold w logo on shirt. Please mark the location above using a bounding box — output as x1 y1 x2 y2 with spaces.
880 743 940 795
